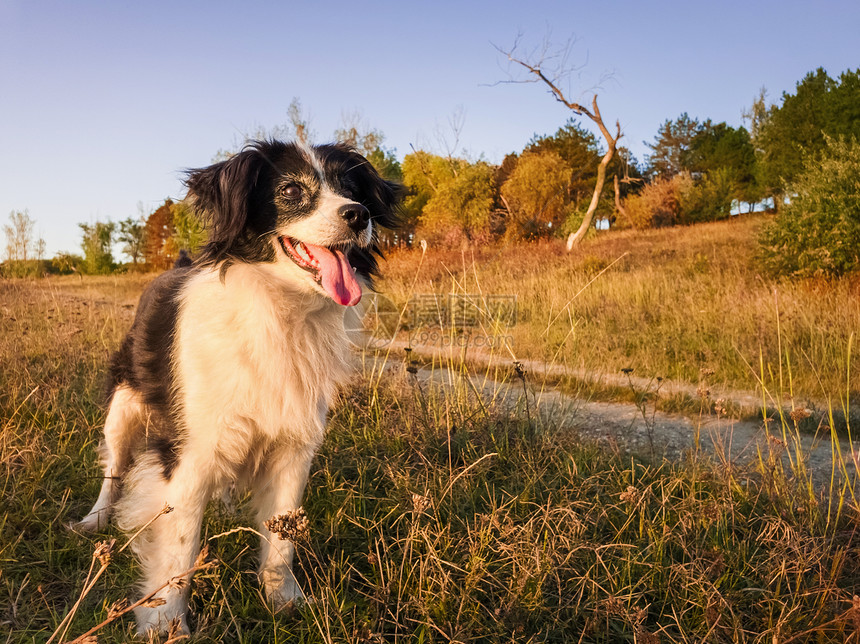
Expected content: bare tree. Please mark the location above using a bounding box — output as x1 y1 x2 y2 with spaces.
4 209 36 261
212 97 315 162
334 109 384 156
496 37 622 250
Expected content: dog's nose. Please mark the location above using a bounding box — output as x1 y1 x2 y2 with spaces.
338 203 370 234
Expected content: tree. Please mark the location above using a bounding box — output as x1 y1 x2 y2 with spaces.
402 151 494 244
143 199 177 270
501 149 571 239
170 200 206 254
334 110 384 157
759 137 860 278
645 113 702 179
3 210 38 262
756 68 860 204
526 119 602 212
688 122 759 208
497 37 623 250
79 221 116 274
117 217 147 266
212 97 315 162
366 147 403 183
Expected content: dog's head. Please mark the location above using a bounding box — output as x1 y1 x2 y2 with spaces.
185 140 401 306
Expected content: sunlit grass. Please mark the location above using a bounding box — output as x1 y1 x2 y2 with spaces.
2 222 860 642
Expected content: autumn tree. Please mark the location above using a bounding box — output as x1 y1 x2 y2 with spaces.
213 97 315 162
526 120 601 211
143 199 177 270
497 37 622 249
402 151 494 244
501 150 570 239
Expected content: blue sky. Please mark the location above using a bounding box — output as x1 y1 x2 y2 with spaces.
1 0 858 256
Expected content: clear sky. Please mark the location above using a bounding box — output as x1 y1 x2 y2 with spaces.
1 0 858 256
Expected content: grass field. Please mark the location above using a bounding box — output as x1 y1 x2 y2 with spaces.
380 215 860 415
3 218 860 642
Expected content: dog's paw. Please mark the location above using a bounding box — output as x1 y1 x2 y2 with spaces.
261 568 306 612
135 603 189 639
67 512 108 533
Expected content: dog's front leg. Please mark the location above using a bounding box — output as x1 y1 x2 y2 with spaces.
253 444 317 611
121 455 212 636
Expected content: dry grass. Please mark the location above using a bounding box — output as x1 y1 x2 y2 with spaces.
2 224 860 642
380 215 860 414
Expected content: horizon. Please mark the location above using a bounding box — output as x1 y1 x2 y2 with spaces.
1 0 859 256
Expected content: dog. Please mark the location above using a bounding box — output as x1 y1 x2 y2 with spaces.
73 140 400 635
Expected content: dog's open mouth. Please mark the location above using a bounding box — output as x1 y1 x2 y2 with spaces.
279 236 362 307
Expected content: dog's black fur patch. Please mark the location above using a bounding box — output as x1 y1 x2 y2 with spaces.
186 140 401 280
108 268 192 478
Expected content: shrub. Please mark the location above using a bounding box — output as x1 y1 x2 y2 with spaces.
759 137 860 278
621 171 733 229
678 168 734 225
622 174 687 229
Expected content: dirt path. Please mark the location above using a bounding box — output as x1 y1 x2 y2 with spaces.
376 341 859 487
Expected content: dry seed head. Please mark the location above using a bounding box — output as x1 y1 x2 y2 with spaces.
412 493 433 514
790 408 812 422
768 435 785 448
265 508 310 541
107 597 130 619
167 576 188 590
619 486 640 504
696 385 710 399
714 398 726 416
166 617 187 641
142 597 167 608
93 539 116 567
194 544 211 568
852 595 860 631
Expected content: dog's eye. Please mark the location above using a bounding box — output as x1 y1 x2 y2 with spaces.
279 184 303 200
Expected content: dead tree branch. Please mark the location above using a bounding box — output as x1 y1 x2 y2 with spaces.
496 39 622 250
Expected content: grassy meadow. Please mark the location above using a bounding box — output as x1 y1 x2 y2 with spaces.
380 215 860 418
3 217 860 642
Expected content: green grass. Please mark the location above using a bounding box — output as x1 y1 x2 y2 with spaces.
2 229 860 642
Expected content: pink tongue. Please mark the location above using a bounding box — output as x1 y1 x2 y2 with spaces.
304 243 362 306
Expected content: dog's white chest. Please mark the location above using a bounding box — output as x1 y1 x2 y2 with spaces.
175 267 353 447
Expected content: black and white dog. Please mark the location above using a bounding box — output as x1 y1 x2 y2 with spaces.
74 140 400 634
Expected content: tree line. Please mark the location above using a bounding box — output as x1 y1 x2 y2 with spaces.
3 67 858 278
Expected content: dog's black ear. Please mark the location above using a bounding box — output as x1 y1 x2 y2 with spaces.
355 157 403 231
184 148 266 247
370 178 405 230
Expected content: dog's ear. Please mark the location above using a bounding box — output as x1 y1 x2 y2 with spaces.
356 159 403 231
185 148 266 247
